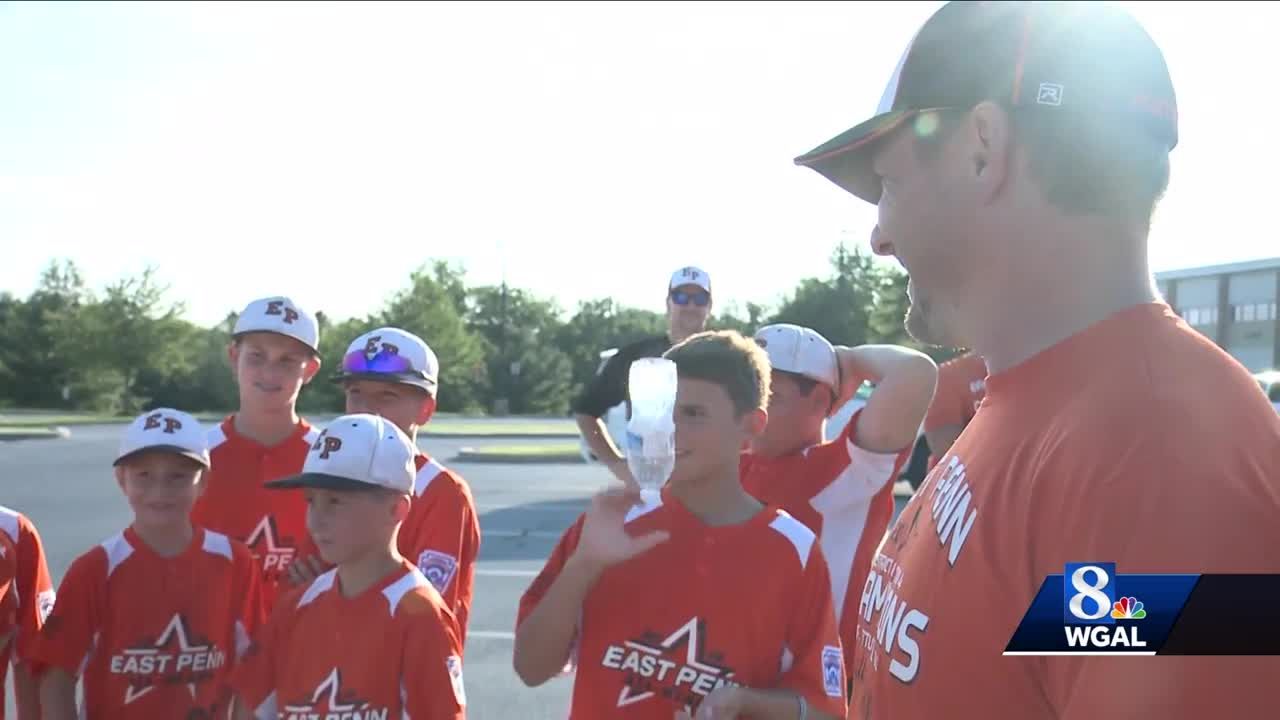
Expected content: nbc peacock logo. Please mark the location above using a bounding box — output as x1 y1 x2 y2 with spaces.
1110 596 1146 620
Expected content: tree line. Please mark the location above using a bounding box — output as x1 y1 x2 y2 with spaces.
0 244 955 417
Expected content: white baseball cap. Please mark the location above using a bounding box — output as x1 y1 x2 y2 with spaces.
266 413 417 493
334 327 439 394
114 408 211 469
754 324 840 391
232 296 320 353
669 266 712 294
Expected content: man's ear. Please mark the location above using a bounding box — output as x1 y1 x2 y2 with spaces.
115 466 128 493
744 407 768 438
967 101 1013 205
227 342 240 369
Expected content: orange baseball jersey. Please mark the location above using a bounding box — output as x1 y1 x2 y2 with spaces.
400 453 481 647
31 526 264 719
517 492 849 718
0 532 16 720
739 409 907 690
0 506 55 720
191 417 320 610
849 303 1280 720
232 560 466 720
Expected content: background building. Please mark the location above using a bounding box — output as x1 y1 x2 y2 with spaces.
1156 257 1280 372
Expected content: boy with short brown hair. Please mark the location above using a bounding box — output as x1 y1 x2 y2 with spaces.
515 330 847 719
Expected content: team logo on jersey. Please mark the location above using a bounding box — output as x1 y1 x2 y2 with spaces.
599 617 738 710
446 654 466 706
245 515 296 579
110 613 225 704
821 646 844 698
282 667 387 720
37 589 56 624
417 550 458 594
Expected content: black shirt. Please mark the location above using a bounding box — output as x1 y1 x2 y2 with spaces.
571 334 674 418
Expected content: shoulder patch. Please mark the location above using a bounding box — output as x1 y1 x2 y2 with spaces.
416 550 459 595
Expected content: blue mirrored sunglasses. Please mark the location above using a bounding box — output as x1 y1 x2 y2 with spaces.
341 349 425 378
670 290 710 307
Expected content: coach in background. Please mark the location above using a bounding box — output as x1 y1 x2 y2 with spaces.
572 266 713 488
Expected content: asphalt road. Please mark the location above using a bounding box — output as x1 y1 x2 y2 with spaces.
1 422 911 719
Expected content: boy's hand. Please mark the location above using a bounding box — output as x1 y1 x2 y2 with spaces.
571 488 669 576
676 687 744 719
286 555 331 586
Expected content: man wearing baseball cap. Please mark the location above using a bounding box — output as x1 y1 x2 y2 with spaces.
230 414 466 720
572 266 714 487
191 296 325 612
741 324 935 697
287 327 481 646
794 2 1280 717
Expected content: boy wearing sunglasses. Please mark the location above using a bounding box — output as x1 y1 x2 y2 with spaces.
573 266 714 488
287 327 481 646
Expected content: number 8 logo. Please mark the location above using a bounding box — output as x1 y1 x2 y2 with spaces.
1068 565 1111 621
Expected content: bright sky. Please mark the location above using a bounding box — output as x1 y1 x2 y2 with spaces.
1 1 1275 328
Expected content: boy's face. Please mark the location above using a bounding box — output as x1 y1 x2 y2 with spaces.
228 333 321 412
343 379 435 439
669 377 765 488
115 451 205 530
304 488 408 566
754 371 831 451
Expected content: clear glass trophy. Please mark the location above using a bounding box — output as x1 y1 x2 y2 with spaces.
625 358 677 505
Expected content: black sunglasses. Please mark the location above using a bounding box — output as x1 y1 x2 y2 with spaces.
670 289 710 307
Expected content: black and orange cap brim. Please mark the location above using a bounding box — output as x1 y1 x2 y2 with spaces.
264 472 382 492
793 109 916 205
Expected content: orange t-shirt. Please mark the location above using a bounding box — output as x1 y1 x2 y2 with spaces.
740 409 906 691
517 491 849 719
0 506 55 720
922 352 987 469
848 303 1280 720
232 561 466 720
191 417 320 610
400 453 481 647
31 527 265 719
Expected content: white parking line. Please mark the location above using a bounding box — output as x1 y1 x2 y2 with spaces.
470 630 516 640
476 502 585 513
476 568 539 577
483 529 563 539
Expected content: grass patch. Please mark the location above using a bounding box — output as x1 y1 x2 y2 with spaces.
424 420 577 437
0 412 226 427
466 442 580 456
0 426 63 439
455 442 584 463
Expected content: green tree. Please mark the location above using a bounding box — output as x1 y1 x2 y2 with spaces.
769 243 879 346
73 267 189 413
0 260 92 408
377 262 489 414
468 285 572 415
555 299 665 405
